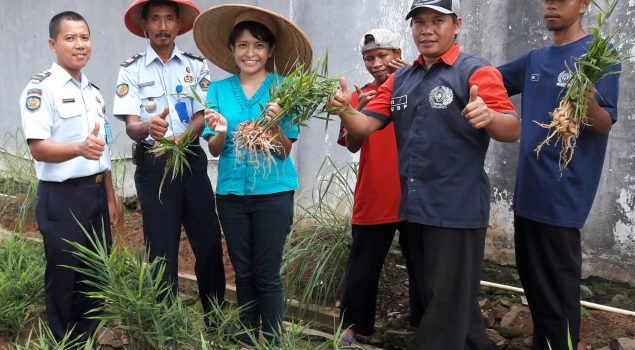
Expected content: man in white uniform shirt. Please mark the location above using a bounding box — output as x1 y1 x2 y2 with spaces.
19 11 118 342
113 0 225 317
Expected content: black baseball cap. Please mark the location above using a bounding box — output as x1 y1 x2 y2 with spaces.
405 0 460 20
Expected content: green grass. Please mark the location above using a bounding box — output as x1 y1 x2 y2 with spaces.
0 234 45 339
0 129 38 233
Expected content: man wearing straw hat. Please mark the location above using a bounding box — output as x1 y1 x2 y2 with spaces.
112 0 225 317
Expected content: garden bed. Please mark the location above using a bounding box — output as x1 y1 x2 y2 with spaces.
2 196 635 349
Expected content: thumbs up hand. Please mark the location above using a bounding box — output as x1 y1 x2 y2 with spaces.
329 77 354 115
79 121 106 160
462 85 493 129
149 107 170 141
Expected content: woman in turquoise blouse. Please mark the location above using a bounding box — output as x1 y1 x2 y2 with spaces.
194 4 313 347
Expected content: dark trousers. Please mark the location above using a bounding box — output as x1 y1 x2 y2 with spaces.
134 146 225 312
407 223 495 350
514 215 581 350
35 178 112 342
216 191 294 346
339 222 423 336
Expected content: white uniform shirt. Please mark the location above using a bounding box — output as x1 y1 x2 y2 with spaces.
112 45 210 139
19 62 112 182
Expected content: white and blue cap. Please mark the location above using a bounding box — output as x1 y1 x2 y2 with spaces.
405 0 460 19
360 28 400 54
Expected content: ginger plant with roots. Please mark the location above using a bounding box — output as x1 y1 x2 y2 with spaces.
231 54 340 171
534 0 623 172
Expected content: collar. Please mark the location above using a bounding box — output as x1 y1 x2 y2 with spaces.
414 43 461 68
49 62 89 89
364 82 379 90
145 44 183 65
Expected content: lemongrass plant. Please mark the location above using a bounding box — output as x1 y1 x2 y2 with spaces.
233 54 340 168
534 0 623 171
282 157 357 314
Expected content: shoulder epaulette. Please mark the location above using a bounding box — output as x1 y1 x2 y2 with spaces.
182 52 205 61
30 70 51 83
90 82 100 90
120 53 143 67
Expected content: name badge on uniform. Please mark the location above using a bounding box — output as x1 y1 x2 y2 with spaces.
104 121 113 145
62 98 75 103
139 81 155 88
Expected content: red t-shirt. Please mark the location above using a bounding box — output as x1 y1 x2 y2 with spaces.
338 83 401 225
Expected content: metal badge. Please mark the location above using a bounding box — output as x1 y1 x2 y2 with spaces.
186 66 191 73
145 98 157 113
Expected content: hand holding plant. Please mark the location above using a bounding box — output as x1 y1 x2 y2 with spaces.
233 55 341 168
148 84 204 201
534 0 623 172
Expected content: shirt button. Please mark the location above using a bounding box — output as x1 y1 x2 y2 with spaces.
410 179 415 183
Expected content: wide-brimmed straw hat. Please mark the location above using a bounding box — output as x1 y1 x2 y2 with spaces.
125 0 200 37
193 4 313 76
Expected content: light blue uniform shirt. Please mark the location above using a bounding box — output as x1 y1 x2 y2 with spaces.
202 73 299 196
113 45 211 139
20 62 111 182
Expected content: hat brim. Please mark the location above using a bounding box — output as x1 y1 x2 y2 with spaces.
193 4 313 76
125 0 200 37
405 5 454 20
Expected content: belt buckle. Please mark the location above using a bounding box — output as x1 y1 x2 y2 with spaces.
95 173 105 184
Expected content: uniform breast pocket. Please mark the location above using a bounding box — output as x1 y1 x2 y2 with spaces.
57 102 85 142
139 85 165 120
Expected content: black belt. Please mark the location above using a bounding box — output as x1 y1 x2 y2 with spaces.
42 172 105 185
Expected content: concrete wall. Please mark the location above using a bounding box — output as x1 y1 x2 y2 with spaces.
1 0 634 284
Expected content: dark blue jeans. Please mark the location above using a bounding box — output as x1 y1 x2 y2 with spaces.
216 191 294 346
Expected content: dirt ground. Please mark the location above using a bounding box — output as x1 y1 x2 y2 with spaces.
2 205 635 349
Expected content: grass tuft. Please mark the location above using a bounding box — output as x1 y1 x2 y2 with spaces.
282 157 356 314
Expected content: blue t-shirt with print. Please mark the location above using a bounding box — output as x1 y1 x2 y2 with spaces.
498 35 620 229
202 73 299 196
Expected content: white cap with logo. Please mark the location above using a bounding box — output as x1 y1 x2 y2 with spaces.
359 28 400 55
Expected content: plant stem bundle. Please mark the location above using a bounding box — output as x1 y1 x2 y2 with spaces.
233 55 340 167
148 128 196 202
534 0 622 171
